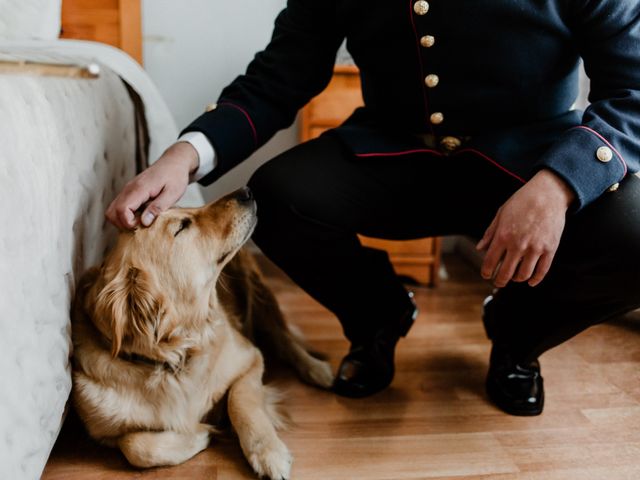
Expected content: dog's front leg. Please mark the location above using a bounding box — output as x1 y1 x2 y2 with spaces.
228 356 292 480
117 423 214 468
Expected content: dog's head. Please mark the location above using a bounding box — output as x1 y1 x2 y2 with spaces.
86 188 256 357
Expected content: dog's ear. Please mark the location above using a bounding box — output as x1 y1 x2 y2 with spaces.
95 265 164 357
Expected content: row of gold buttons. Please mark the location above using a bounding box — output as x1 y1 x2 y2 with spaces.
414 1 458 151
414 1 621 182
415 3 442 126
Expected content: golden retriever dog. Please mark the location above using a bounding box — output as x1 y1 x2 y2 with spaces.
71 187 333 480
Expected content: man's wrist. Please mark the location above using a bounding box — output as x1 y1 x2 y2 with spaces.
534 169 576 209
167 141 200 174
176 131 216 182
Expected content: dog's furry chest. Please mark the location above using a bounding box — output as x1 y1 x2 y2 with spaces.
72 318 258 440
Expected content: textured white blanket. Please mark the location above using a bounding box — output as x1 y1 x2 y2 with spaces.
0 41 203 479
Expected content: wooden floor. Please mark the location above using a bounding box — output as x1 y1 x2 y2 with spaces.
42 254 640 479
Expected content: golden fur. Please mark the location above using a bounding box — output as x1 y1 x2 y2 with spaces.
71 189 333 479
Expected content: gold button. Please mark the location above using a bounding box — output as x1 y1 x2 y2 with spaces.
608 183 620 192
440 136 461 152
414 1 430 15
205 102 218 112
430 112 444 125
420 35 435 48
425 74 440 88
596 146 613 163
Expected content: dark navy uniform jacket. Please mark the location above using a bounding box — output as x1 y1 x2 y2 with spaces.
184 0 640 211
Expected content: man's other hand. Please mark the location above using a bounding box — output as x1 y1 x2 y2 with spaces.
476 169 575 288
106 142 199 230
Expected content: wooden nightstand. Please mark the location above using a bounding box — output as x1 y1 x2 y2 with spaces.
300 66 442 286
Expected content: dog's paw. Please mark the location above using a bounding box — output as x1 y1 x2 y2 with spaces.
247 437 292 480
190 424 217 454
300 357 335 389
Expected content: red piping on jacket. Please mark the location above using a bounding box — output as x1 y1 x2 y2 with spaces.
355 147 527 184
454 148 526 183
218 101 258 147
572 125 628 176
356 148 443 158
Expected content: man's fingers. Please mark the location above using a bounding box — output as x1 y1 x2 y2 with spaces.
513 251 540 282
477 215 498 251
106 203 136 230
104 147 192 230
141 204 158 227
481 240 506 281
115 190 148 228
140 187 179 227
493 249 523 288
105 181 152 229
483 242 548 287
528 252 554 287
119 207 139 229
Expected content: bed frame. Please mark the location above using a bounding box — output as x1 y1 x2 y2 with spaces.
60 0 142 64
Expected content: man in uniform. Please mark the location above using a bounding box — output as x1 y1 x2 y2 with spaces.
107 1 640 415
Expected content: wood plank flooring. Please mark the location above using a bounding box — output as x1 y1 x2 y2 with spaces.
42 254 640 479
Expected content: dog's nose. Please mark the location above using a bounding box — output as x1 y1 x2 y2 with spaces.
234 187 253 203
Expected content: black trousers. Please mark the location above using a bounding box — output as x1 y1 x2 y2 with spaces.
249 134 640 361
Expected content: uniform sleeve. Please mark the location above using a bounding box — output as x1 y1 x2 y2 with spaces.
181 0 343 186
537 1 640 210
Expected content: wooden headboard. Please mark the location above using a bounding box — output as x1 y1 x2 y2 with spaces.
60 0 142 64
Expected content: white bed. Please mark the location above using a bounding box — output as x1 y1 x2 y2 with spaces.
0 28 203 480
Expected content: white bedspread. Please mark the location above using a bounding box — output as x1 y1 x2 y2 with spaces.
0 38 207 194
0 40 203 479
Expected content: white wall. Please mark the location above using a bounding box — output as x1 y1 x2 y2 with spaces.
141 0 296 202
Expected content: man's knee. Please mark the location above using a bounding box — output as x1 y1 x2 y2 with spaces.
250 137 345 218
248 157 288 205
249 141 321 208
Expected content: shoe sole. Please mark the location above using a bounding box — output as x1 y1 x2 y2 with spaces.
486 377 544 416
333 377 393 398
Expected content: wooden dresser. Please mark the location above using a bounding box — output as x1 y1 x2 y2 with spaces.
300 66 442 286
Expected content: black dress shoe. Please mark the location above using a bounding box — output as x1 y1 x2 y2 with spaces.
333 294 418 398
486 346 544 416
482 296 544 416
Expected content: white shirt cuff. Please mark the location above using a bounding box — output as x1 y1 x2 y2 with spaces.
177 131 217 182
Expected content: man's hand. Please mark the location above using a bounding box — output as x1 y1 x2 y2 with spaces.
476 169 575 288
105 142 199 230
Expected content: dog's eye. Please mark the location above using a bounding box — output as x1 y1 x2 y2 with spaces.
174 218 192 237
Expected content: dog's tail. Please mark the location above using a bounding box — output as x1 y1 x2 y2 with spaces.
262 384 292 431
244 257 336 389
220 249 335 388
